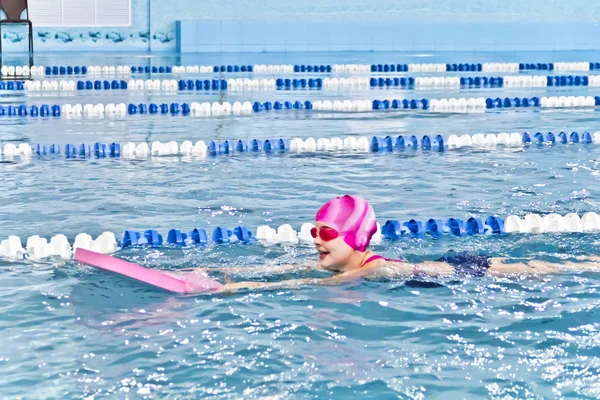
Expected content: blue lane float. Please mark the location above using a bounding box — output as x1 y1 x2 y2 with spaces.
519 63 554 71
122 226 254 248
121 230 164 247
3 142 122 158
371 75 509 88
381 216 501 239
43 66 88 76
71 79 226 91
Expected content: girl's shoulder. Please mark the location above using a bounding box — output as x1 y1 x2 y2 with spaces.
365 254 403 264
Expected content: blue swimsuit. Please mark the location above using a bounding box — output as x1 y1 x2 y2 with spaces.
367 252 491 277
435 252 491 277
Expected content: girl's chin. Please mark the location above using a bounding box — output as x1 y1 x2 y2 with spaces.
319 257 342 271
318 257 332 268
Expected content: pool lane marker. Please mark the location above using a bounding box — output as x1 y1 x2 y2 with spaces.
2 212 600 261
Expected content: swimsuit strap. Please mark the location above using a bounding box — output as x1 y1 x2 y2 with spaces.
362 254 403 265
361 254 411 274
364 254 385 264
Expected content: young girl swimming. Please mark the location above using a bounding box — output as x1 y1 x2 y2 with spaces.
75 194 600 294
211 194 600 293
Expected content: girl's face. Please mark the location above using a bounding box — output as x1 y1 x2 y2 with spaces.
313 222 355 270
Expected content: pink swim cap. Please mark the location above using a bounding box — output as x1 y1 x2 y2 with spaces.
315 195 377 252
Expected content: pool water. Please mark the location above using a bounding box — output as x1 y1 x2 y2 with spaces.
1 51 600 398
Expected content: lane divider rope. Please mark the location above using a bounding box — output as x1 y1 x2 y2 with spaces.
4 62 600 78
3 131 599 161
2 212 600 261
17 74 600 93
1 94 600 119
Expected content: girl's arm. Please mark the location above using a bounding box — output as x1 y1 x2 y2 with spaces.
218 269 367 293
217 261 415 293
486 257 600 276
190 263 313 276
216 256 600 293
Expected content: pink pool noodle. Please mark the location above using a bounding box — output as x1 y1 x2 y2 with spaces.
74 248 222 294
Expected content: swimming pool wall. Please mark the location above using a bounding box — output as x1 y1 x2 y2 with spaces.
2 0 600 52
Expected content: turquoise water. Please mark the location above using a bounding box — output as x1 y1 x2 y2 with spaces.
2 51 600 398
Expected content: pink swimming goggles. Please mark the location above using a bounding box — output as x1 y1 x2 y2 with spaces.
310 226 340 241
